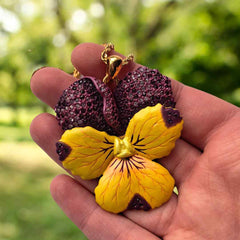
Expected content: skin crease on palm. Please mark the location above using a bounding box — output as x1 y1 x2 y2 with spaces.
30 43 240 240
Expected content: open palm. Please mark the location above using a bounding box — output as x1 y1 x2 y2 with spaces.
30 43 240 240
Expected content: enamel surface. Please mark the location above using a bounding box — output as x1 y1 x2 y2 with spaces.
55 67 176 136
55 77 119 135
56 142 72 161
95 155 175 213
161 106 182 128
55 66 183 213
125 104 183 160
59 126 116 180
58 104 183 212
114 67 176 133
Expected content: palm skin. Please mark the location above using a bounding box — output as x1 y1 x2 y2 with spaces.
163 117 240 239
30 43 240 240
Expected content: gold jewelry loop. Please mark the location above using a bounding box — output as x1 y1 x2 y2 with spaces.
73 68 81 79
122 54 134 66
101 43 114 64
101 43 134 85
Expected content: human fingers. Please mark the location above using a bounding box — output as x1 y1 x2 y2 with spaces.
29 61 199 236
124 194 177 237
72 43 239 151
30 113 63 160
171 82 239 150
159 138 201 186
30 47 139 112
29 66 200 184
31 67 75 109
50 174 161 240
71 42 141 80
29 45 197 162
121 139 200 236
30 44 200 190
30 68 201 187
30 112 183 237
30 113 96 192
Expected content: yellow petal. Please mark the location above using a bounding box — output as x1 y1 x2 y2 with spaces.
95 155 175 213
124 104 183 160
59 126 116 180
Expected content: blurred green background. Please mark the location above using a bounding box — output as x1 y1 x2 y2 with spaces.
0 0 239 239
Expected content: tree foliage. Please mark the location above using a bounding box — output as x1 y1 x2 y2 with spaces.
0 0 239 109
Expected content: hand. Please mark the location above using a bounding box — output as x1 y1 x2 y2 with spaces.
30 43 240 240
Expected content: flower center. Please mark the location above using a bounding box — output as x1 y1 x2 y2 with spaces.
114 138 136 158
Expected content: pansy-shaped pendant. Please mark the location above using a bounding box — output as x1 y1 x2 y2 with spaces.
55 43 183 213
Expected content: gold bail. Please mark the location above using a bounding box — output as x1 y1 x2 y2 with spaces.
73 68 81 79
101 43 134 84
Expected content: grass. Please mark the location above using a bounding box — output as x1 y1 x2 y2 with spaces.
0 117 88 240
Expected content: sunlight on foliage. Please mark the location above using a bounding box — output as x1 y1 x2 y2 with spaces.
0 0 239 114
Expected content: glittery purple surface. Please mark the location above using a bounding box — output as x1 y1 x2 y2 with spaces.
90 77 123 135
55 76 120 136
114 66 176 131
127 193 151 211
56 142 71 161
161 106 182 128
55 67 177 160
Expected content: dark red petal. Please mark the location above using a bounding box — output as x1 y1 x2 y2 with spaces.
127 193 151 211
56 141 71 161
114 66 176 132
89 77 123 136
55 77 118 135
161 106 182 128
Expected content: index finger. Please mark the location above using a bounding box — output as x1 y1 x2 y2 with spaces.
71 43 239 150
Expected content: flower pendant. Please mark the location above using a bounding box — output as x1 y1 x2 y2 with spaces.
55 43 183 213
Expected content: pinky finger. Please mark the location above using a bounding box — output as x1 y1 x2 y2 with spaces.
50 174 161 240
